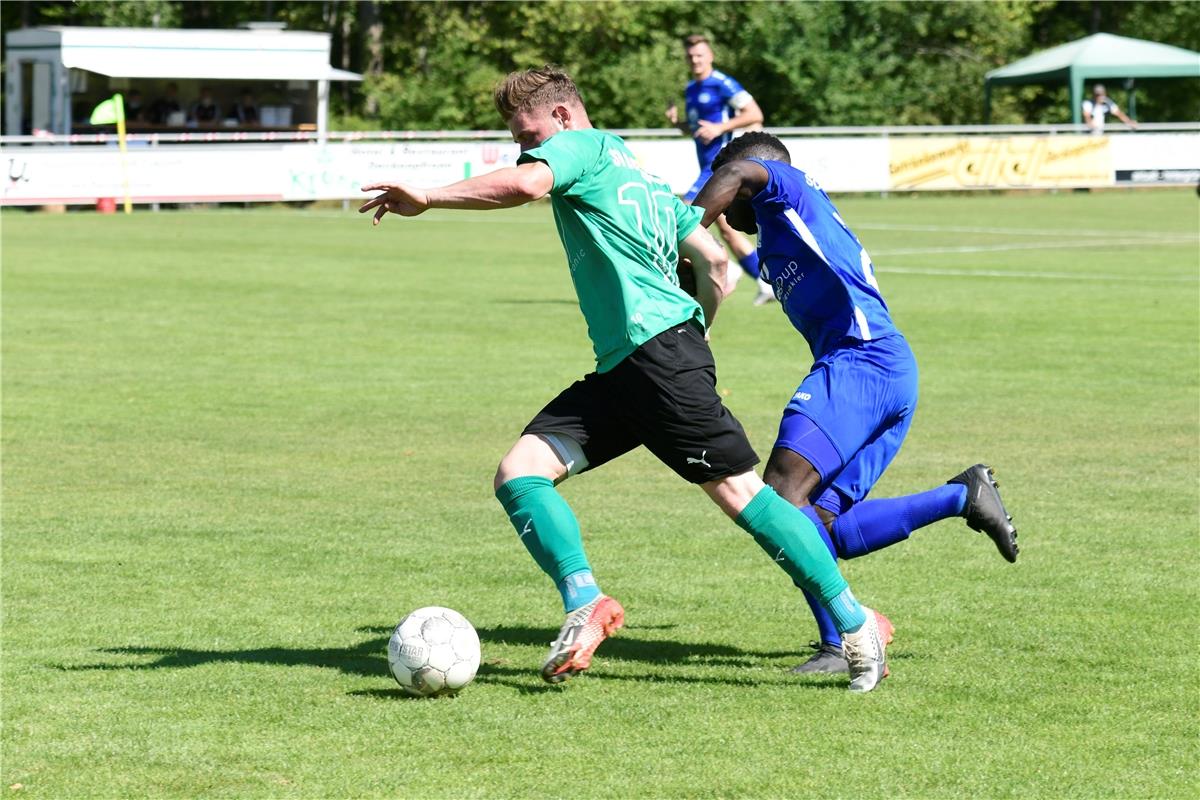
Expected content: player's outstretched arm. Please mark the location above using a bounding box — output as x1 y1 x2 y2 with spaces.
679 224 728 329
1114 106 1138 128
360 162 554 226
692 160 769 229
358 181 430 224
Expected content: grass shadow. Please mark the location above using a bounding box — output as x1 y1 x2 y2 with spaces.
475 623 799 666
59 622 831 692
62 639 390 678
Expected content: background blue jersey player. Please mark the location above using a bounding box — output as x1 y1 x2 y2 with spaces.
692 131 1020 674
666 34 773 305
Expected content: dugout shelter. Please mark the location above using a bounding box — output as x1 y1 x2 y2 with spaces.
983 33 1200 124
4 25 361 139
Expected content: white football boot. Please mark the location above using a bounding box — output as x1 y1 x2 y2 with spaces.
842 607 889 693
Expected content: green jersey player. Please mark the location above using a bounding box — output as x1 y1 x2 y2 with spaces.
359 66 890 692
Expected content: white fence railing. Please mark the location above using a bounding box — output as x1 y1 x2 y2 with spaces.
0 122 1197 147
2 125 1197 205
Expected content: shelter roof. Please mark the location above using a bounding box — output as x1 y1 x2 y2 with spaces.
5 26 361 81
985 33 1200 84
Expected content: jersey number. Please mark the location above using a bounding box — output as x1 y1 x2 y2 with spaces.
617 182 679 281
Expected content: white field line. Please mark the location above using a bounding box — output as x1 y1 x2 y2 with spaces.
144 207 1200 239
399 217 1200 243
856 222 1195 239
873 236 1198 256
176 208 1199 280
876 265 1198 282
313 214 1200 239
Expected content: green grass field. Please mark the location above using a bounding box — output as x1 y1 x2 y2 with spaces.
3 189 1198 798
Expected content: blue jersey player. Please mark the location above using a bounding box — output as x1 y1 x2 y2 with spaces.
362 71 892 693
692 132 1019 674
666 35 772 305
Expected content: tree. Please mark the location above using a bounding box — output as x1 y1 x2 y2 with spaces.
3 0 1196 129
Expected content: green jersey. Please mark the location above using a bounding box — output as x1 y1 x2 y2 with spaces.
518 128 704 373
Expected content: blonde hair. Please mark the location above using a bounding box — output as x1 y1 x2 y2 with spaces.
683 34 711 49
494 65 585 123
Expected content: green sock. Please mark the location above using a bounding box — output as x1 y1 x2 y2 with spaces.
735 486 866 632
495 476 591 585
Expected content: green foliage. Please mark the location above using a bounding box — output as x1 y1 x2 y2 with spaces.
368 3 504 130
354 0 1199 129
33 0 181 28
2 0 1198 126
1111 0 1200 122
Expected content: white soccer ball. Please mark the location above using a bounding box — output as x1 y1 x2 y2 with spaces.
387 606 481 697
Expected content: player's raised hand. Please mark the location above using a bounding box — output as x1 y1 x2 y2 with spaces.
359 182 431 226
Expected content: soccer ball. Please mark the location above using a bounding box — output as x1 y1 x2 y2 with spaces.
387 606 481 697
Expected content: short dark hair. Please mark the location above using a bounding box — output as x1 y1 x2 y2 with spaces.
711 131 791 173
683 34 710 49
494 65 585 123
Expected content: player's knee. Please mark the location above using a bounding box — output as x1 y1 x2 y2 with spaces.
492 463 513 493
762 460 790 495
493 452 548 491
813 505 838 536
702 470 765 519
493 444 542 491
763 459 819 508
493 433 577 491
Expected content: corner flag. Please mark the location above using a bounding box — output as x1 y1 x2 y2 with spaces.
89 94 132 214
89 93 125 125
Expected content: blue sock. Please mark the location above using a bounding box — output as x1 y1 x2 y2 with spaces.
738 251 761 279
797 506 844 648
801 588 843 648
831 484 968 559
558 569 600 612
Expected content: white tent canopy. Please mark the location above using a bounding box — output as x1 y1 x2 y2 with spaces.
4 26 362 138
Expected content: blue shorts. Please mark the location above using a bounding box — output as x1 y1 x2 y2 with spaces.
683 167 714 202
774 335 918 512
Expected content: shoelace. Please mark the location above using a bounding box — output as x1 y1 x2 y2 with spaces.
841 629 878 672
841 637 866 670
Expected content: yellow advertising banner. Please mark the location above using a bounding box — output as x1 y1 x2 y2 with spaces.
889 136 1113 190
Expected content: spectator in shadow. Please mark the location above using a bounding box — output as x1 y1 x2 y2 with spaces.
232 88 259 126
124 89 147 124
190 86 221 127
150 82 182 125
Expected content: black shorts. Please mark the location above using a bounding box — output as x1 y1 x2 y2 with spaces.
522 323 760 484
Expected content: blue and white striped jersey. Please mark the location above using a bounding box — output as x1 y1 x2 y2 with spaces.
748 158 899 359
684 70 752 170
